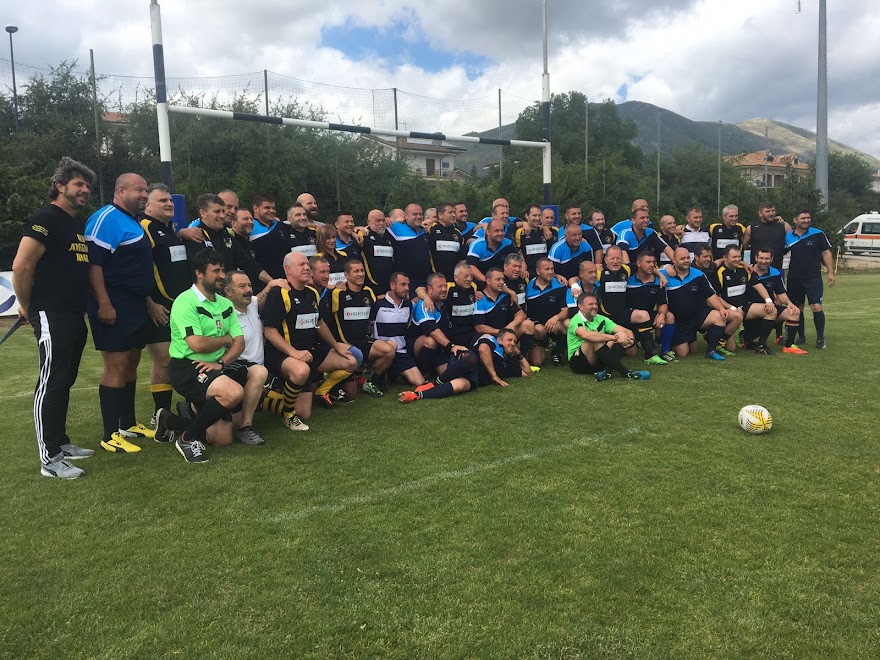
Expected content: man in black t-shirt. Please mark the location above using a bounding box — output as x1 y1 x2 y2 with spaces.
428 202 466 280
784 210 835 349
12 157 97 479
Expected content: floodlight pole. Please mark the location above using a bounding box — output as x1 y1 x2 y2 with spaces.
541 0 552 204
150 0 174 190
815 0 829 207
5 26 19 136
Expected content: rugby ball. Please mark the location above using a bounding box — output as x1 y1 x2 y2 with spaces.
738 405 772 434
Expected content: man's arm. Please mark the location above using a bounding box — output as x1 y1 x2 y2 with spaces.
316 320 352 358
544 306 568 334
706 293 730 318
470 265 487 284
741 225 752 250
11 237 46 318
507 308 527 330
822 249 836 287
477 342 507 386
177 226 204 242
750 282 776 315
184 333 233 355
88 264 116 325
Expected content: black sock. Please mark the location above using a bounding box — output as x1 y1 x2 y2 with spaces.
119 381 136 430
637 325 657 358
164 412 187 432
785 323 798 347
185 396 230 443
151 386 173 413
596 344 629 377
758 318 775 345
98 385 124 441
519 334 534 356
553 333 567 359
813 310 825 339
420 382 455 399
797 313 805 340
705 325 724 354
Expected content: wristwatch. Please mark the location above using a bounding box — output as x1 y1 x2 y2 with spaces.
217 358 225 368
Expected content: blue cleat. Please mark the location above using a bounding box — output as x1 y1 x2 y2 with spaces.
705 351 726 361
595 370 612 382
626 370 651 380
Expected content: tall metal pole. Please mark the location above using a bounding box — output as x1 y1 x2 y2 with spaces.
89 49 105 205
815 0 829 207
541 0 552 204
717 120 721 213
498 88 503 180
5 26 19 136
150 0 173 190
263 69 269 116
656 111 660 211
585 96 589 185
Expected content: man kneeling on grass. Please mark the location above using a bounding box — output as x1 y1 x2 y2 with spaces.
398 328 532 402
156 249 262 463
567 291 650 381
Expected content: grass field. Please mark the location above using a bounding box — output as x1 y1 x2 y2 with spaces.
1 272 879 659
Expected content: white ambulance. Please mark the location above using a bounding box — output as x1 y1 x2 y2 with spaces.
842 212 880 254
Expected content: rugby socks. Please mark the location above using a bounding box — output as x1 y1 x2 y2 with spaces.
552 333 567 361
419 382 454 399
261 390 285 416
636 323 658 358
660 323 675 354
785 321 799 347
595 344 629 377
813 310 826 340
315 370 352 396
185 396 229 443
98 385 124 441
119 381 137 430
519 334 534 357
150 383 173 413
282 381 304 415
758 318 775 346
704 325 724 355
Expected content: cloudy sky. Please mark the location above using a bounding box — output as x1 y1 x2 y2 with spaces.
3 0 879 157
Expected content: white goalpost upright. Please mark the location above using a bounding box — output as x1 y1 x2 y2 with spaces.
147 0 552 202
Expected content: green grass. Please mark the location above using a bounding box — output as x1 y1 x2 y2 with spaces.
2 273 879 659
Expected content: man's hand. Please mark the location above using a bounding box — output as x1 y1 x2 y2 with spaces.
492 375 509 387
449 344 468 358
193 360 222 374
828 272 835 287
98 301 117 325
16 307 30 325
333 344 352 360
653 314 665 330
290 348 313 363
178 227 204 242
146 299 170 327
719 308 729 320
421 296 436 313
554 274 568 286
267 278 290 290
658 271 669 287
763 301 775 315
474 290 484 301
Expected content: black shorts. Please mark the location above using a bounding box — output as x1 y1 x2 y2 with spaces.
609 308 636 328
569 350 599 375
141 317 171 345
264 343 333 379
787 277 823 306
350 338 377 362
388 351 418 377
477 354 521 386
671 307 712 347
88 293 149 352
169 358 249 404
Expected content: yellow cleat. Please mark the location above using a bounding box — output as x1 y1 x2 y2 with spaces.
119 423 155 440
101 432 142 453
530 366 541 373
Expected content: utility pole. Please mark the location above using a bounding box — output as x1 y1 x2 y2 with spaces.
815 0 829 206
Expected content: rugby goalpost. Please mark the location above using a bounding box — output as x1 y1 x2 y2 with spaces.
148 0 552 205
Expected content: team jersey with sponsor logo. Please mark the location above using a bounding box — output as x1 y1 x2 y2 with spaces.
289 226 319 257
473 291 519 331
141 215 192 306
466 236 518 276
360 229 394 294
616 227 669 264
749 267 788 304
428 223 466 280
261 284 322 352
715 264 756 308
595 265 631 319
329 286 377 344
446 282 477 345
708 222 746 261
548 238 594 280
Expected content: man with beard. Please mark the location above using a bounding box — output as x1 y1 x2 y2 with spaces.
514 203 556 274
250 194 293 281
742 201 791 269
13 157 97 478
428 202 466 281
296 192 322 225
588 208 616 253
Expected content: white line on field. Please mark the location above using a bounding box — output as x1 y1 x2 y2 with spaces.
0 382 151 400
269 427 643 523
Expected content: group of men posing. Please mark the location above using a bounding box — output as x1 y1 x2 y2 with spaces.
13 157 836 477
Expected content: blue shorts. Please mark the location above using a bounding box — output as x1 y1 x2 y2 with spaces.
87 292 148 352
787 277 823 306
671 307 712 347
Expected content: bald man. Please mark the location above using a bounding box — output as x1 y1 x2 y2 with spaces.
657 214 680 265
360 208 395 294
611 198 650 236
388 203 431 291
296 192 322 224
85 173 157 453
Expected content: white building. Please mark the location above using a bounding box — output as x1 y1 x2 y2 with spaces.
366 136 466 179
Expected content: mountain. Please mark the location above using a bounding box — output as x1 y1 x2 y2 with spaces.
453 100 880 172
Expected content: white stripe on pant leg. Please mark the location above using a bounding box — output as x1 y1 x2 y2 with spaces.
34 311 53 464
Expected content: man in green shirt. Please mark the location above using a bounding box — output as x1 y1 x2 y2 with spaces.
568 291 650 381
159 249 248 463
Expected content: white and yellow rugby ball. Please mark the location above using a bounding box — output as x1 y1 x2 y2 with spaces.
738 405 773 434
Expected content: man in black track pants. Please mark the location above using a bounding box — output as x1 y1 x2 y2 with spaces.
12 157 97 479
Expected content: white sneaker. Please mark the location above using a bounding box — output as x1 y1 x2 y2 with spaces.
41 456 84 479
60 443 95 460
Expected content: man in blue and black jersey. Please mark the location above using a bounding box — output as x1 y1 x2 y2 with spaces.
442 261 479 347
427 202 466 281
388 203 431 291
288 203 319 257
474 268 532 351
564 205 605 265
454 202 478 243
85 172 157 454
524 257 568 366
503 253 528 307
407 272 470 377
249 193 294 281
784 209 835 349
742 248 805 354
141 183 194 441
663 246 739 361
713 245 776 355
467 217 518 286
335 211 362 261
359 209 395 295
549 222 595 282
371 272 427 388
611 198 649 237
625 251 670 365
594 245 631 323
617 207 673 265
588 209 616 253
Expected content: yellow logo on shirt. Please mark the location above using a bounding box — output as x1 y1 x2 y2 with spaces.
31 225 49 236
69 239 89 263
